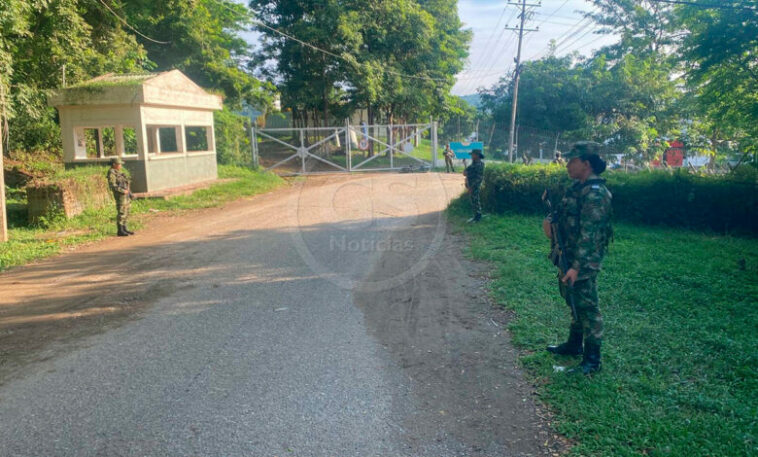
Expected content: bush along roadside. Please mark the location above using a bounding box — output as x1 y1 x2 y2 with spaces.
449 198 758 457
0 165 285 271
481 163 758 234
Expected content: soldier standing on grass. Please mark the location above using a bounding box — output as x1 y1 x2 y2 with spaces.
543 142 612 375
107 157 134 237
463 149 484 223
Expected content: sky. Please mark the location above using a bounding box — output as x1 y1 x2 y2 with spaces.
452 0 618 95
237 0 619 97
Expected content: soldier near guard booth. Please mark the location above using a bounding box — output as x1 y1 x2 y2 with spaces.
463 148 485 223
542 141 612 375
107 157 134 237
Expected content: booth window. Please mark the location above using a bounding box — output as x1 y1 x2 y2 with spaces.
102 127 117 156
147 125 180 153
75 125 138 159
123 127 138 155
185 126 210 152
83 128 101 158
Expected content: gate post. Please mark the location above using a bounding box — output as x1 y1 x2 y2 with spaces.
345 119 351 172
299 128 306 174
251 125 259 169
431 119 439 169
389 124 394 169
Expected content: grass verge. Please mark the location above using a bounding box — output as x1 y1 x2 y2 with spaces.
449 198 758 457
0 165 285 271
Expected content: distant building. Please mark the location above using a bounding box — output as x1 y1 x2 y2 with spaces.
48 70 223 193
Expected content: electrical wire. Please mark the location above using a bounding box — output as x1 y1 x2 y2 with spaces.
534 0 571 28
527 15 592 60
553 24 600 54
457 5 520 94
211 0 450 83
93 0 170 44
646 0 756 11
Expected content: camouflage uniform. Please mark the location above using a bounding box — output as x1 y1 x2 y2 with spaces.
464 159 484 219
556 175 613 347
107 167 130 226
444 148 455 173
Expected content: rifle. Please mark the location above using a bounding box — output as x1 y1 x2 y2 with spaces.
542 189 578 322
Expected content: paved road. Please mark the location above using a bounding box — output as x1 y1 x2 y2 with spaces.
0 174 552 456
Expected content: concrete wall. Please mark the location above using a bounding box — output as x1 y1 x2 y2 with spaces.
146 153 217 192
27 174 110 224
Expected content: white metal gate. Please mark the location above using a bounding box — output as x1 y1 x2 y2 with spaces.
253 121 438 175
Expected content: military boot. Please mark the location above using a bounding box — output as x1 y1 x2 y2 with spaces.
122 224 135 235
546 330 583 356
569 341 601 375
117 223 129 237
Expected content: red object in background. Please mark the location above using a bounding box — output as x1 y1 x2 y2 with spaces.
652 140 685 167
665 140 684 167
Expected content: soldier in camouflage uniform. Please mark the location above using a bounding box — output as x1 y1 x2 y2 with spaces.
107 157 134 237
544 142 612 375
463 149 485 223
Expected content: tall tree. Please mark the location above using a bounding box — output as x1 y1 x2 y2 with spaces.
1 0 146 151
250 0 469 126
124 0 271 109
678 2 758 154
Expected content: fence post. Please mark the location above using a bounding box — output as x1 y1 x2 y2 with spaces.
389 123 394 169
251 124 259 169
345 119 351 172
299 128 305 174
431 119 439 169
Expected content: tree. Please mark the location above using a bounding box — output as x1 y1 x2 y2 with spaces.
250 0 469 126
677 2 758 155
124 0 272 110
1 0 146 152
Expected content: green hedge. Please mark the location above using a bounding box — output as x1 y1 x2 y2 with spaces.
481 164 758 234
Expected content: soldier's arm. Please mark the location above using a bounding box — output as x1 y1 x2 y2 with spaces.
572 190 610 275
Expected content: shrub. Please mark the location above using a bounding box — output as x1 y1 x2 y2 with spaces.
481 164 758 233
214 108 253 167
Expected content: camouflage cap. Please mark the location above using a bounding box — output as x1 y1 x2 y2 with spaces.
471 148 485 159
565 141 602 159
110 156 123 165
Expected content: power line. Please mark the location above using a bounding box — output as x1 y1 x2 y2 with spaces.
213 0 450 83
554 24 600 54
458 6 520 94
465 28 519 93
646 0 756 11
93 0 170 44
527 15 592 60
534 0 571 28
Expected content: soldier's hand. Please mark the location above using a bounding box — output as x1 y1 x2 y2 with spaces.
561 268 579 286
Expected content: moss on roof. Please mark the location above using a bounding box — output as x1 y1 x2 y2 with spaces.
67 73 158 89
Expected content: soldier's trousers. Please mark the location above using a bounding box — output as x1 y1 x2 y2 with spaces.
559 274 603 346
445 157 455 173
114 194 130 225
469 186 482 217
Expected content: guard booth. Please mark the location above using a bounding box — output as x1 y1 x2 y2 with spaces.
48 70 223 193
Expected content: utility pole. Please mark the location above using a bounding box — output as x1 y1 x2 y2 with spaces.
506 0 539 163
